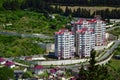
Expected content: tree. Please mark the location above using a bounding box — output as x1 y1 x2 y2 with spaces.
77 49 114 80
22 71 33 79
77 65 88 80
0 67 14 80
89 49 96 71
64 6 72 16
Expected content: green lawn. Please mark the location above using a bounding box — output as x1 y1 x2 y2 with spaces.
109 44 120 70
109 59 120 70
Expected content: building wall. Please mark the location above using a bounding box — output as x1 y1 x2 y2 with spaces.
38 59 89 65
55 29 75 59
76 28 95 58
94 20 106 46
73 18 106 58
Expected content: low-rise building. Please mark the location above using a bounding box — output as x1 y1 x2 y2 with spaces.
4 61 15 68
0 57 6 64
34 65 44 74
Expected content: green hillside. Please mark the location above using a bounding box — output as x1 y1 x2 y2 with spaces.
0 10 71 36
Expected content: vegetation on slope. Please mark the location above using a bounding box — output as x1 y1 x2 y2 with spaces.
0 10 71 36
108 28 120 37
0 35 45 57
77 49 120 80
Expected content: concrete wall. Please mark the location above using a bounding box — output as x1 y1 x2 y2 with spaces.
38 59 89 65
94 46 106 50
106 41 114 48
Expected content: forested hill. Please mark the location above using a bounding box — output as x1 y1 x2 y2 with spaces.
45 0 120 7
0 0 120 19
0 0 120 9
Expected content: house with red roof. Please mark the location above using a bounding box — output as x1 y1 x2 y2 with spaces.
0 57 6 64
34 65 44 74
4 61 15 68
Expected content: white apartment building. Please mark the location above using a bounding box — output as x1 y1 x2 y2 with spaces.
73 18 106 45
54 18 106 59
95 19 106 46
73 18 106 57
55 29 75 59
76 28 95 58
72 19 90 33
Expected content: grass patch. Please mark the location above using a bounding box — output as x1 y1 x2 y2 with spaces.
109 59 120 70
108 44 120 70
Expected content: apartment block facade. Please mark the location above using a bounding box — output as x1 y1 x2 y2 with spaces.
76 28 95 58
55 29 75 59
73 18 106 57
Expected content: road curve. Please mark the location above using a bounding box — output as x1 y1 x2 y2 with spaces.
0 31 53 39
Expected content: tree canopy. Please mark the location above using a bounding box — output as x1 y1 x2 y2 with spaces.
77 49 116 80
0 67 14 80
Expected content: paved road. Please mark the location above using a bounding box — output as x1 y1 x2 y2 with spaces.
107 26 120 31
0 31 53 39
60 39 120 70
97 40 120 61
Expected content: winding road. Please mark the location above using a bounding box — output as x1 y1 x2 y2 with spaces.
0 31 53 39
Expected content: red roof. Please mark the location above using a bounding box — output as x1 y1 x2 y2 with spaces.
75 19 84 24
55 28 73 35
50 69 56 73
76 28 88 33
88 18 97 23
89 29 94 32
34 65 43 69
4 61 15 66
0 58 6 62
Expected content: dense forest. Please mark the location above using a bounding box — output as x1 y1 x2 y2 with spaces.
44 0 120 6
1 0 120 19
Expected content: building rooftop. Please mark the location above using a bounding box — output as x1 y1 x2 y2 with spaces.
34 65 43 69
4 61 15 66
88 18 97 23
75 18 84 24
76 28 88 33
0 58 6 62
55 28 73 35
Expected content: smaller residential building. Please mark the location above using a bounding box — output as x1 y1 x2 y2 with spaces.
34 65 44 74
4 61 15 68
0 57 6 64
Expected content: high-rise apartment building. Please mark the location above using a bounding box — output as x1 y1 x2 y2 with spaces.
76 28 95 58
89 19 106 46
55 29 75 59
72 18 106 57
55 17 106 59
